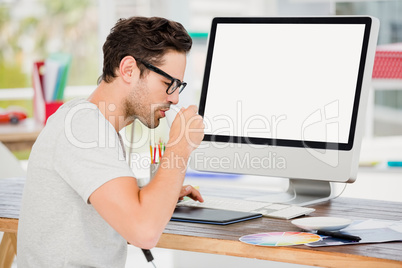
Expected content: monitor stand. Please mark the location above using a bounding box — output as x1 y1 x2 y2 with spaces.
247 179 336 206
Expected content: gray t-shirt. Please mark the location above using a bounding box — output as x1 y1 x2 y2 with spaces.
17 98 135 267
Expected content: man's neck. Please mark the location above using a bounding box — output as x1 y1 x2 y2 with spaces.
88 80 132 132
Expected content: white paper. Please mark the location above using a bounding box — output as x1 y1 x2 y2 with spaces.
44 59 60 102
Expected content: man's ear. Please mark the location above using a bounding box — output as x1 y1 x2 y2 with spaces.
119 56 139 83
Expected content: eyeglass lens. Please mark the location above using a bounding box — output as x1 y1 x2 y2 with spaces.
167 80 186 95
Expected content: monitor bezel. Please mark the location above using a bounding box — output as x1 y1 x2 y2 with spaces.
198 16 373 151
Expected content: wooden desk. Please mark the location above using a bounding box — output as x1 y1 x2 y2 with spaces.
0 177 23 268
157 197 402 268
0 219 17 268
0 118 42 152
1 184 402 267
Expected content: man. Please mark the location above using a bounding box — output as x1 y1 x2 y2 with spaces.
18 16 205 267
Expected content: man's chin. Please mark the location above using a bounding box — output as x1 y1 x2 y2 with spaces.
148 121 160 129
145 119 161 129
135 112 164 129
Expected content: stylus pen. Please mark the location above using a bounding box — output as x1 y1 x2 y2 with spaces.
141 249 155 262
317 230 361 241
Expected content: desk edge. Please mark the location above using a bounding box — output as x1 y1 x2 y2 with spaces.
157 233 402 268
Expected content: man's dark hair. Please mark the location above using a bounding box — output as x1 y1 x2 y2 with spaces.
100 16 192 83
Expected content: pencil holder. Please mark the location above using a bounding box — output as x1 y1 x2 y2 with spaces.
33 100 63 125
45 101 63 123
150 163 160 181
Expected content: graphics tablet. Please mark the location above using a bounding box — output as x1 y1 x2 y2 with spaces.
171 206 262 225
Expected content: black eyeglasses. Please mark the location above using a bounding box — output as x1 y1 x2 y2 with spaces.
138 60 187 95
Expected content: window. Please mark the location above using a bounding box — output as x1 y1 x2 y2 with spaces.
0 0 99 117
337 0 402 137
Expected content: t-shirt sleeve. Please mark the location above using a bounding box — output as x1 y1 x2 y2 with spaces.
54 106 135 203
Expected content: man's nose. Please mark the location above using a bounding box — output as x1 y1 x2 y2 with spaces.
166 89 179 105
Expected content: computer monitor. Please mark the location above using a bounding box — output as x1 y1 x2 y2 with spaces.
189 16 379 206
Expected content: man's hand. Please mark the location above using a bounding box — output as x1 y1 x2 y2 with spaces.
179 185 204 202
167 105 204 156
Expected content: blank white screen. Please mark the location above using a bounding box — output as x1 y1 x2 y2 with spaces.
203 23 365 143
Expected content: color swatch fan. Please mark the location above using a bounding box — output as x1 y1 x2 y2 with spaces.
239 232 321 246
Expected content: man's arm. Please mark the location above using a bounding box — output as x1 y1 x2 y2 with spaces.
89 106 204 249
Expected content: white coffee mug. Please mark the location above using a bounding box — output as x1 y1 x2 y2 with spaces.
165 105 182 128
